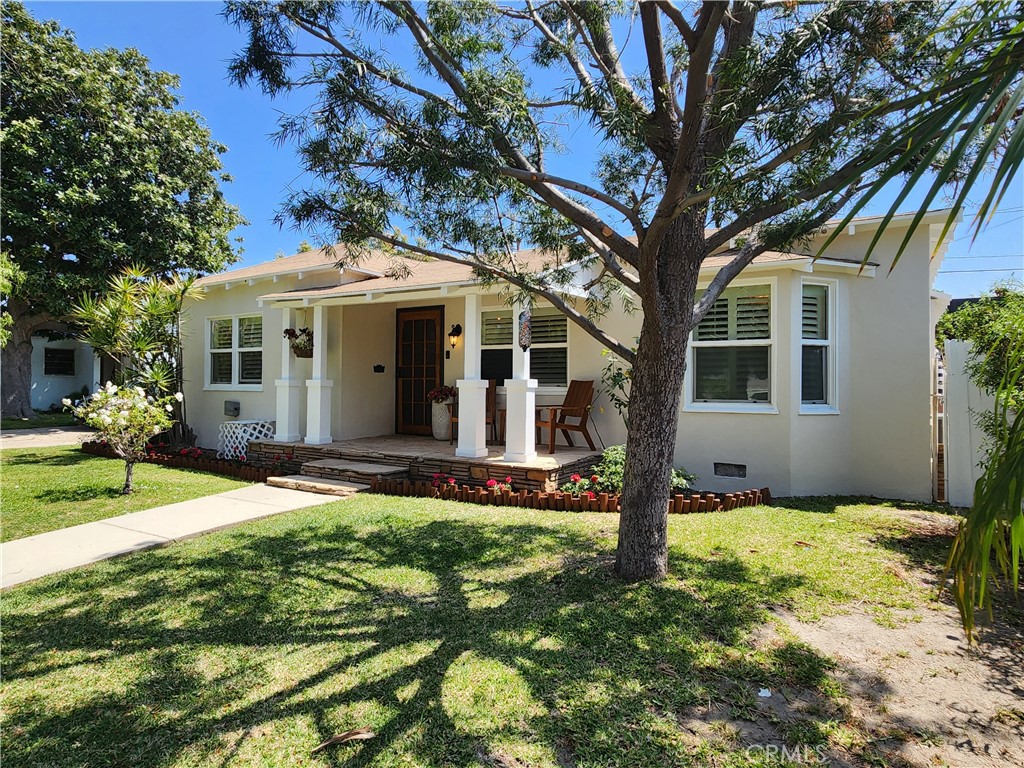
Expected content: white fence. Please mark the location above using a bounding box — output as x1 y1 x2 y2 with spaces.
942 340 994 508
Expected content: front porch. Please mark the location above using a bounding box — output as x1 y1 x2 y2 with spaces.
248 434 600 492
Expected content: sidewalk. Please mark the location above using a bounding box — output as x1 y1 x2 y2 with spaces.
1 484 338 588
0 426 94 449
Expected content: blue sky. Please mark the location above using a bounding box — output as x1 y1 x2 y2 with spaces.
28 0 1023 298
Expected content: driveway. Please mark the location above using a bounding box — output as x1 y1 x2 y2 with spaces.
0 426 94 450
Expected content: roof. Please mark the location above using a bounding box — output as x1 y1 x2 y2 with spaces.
194 247 392 287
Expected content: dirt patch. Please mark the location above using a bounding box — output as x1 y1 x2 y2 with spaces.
781 605 1023 767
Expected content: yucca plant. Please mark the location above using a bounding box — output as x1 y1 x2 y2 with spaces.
944 341 1024 642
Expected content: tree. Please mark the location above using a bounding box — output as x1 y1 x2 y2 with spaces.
226 0 1024 580
0 1 245 418
72 266 201 441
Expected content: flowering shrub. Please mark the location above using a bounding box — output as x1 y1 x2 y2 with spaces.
559 445 695 496
178 447 204 459
431 472 457 488
426 385 459 403
485 475 513 492
66 383 182 494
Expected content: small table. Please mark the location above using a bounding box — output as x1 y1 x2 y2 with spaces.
217 419 275 460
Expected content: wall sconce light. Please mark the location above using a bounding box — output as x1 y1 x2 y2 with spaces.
448 323 463 349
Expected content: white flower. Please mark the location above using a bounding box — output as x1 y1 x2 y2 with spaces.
152 426 161 434
164 404 173 412
173 392 184 402
62 398 72 406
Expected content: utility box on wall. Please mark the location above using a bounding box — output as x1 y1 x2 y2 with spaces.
224 400 240 417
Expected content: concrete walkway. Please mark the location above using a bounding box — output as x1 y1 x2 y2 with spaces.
0 425 94 449
1 484 337 588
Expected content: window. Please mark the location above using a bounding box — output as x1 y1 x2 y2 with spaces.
801 283 833 407
207 315 263 388
480 306 568 387
44 347 75 376
691 284 772 404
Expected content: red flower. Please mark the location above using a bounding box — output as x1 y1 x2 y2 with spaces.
586 491 596 499
180 448 188 456
504 476 512 484
486 478 498 488
570 474 582 483
239 454 247 463
447 477 456 485
591 475 600 483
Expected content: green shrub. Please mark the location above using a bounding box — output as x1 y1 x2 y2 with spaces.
560 445 696 496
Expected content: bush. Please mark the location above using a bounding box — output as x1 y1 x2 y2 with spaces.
560 445 695 496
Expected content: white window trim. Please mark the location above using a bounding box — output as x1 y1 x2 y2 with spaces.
480 303 570 388
683 276 778 415
203 313 264 392
797 277 840 415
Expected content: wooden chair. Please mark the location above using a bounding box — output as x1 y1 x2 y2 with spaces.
449 379 498 444
536 379 597 454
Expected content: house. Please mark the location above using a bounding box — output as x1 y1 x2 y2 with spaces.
28 334 99 412
181 209 956 501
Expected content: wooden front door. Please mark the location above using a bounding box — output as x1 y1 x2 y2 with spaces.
396 306 444 435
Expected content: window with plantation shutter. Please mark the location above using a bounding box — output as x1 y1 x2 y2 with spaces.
691 283 773 405
801 283 833 407
479 306 568 387
207 314 263 388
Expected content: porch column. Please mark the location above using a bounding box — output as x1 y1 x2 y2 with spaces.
504 301 538 462
274 306 303 442
456 293 488 458
92 353 102 391
305 304 334 444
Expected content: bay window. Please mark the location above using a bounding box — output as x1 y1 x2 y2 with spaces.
690 283 773 406
800 282 834 409
207 314 263 388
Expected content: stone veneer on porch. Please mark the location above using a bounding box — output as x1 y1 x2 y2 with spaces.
246 435 601 492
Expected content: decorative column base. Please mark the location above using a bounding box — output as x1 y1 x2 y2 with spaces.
455 379 489 458
304 379 334 445
275 378 303 442
503 378 538 462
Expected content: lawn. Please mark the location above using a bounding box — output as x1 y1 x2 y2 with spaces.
0 410 77 430
1 494 962 767
0 446 247 541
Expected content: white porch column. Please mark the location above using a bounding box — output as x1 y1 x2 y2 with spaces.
305 304 334 444
274 306 303 442
504 301 537 462
456 293 488 458
92 353 102 391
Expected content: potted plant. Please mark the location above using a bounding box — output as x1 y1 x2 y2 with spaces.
427 384 459 441
283 327 314 358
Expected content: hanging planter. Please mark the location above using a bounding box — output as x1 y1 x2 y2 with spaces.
284 327 314 358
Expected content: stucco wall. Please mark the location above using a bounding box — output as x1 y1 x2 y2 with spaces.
182 220 938 500
30 337 96 411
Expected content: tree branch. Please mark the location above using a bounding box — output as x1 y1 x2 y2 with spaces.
655 1 697 50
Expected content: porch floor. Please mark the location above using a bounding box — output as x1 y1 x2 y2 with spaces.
248 434 603 492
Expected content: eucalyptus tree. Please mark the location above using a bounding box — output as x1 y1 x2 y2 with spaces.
0 1 244 418
226 0 1024 580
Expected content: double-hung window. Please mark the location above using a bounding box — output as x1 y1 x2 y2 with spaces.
207 315 263 388
800 282 834 409
691 283 773 406
479 306 568 387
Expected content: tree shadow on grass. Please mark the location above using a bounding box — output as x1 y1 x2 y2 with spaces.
1 448 95 467
2 508 838 768
35 485 125 504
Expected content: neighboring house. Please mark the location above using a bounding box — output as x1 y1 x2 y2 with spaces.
29 335 98 411
181 209 956 501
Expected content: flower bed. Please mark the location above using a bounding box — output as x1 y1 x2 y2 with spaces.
369 475 770 513
80 441 293 483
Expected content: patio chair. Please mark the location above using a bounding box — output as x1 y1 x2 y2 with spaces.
536 379 597 454
449 379 498 444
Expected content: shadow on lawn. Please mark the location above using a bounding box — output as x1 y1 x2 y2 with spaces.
2 513 833 768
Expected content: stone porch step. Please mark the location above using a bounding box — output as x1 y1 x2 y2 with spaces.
300 458 409 484
266 475 369 497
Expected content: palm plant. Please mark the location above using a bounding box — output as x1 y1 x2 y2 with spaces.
944 341 1024 642
73 266 200 440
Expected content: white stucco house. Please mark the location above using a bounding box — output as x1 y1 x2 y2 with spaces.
28 335 98 412
180 209 955 501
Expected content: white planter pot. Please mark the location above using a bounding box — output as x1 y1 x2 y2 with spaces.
431 401 452 441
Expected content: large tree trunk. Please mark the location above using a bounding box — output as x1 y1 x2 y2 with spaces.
1 304 39 419
615 219 701 581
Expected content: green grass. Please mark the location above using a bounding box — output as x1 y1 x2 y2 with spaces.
0 494 959 767
1 410 77 430
0 446 247 541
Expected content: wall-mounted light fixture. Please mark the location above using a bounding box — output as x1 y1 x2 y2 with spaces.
448 323 463 349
